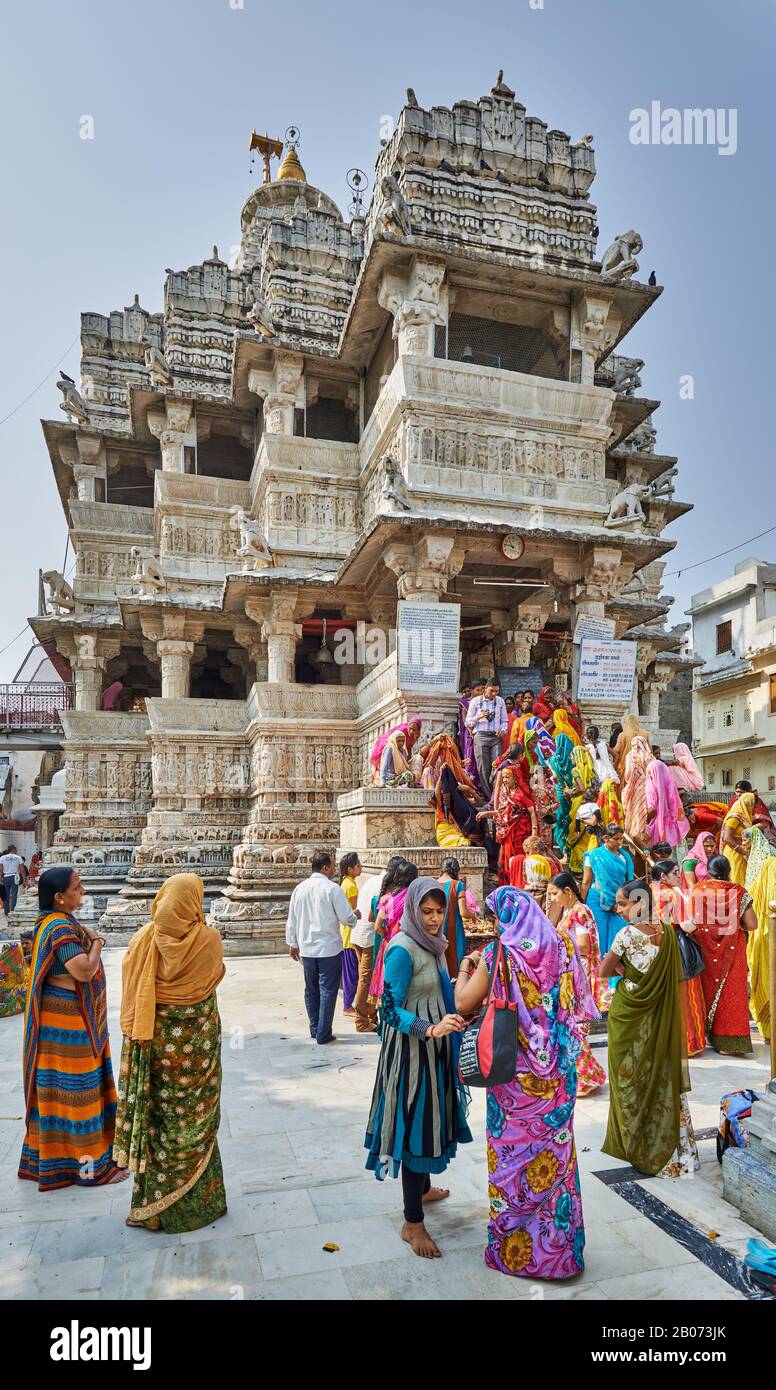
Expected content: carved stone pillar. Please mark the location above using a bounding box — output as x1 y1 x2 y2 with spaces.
63 634 120 712
641 661 674 726
383 534 467 603
248 352 304 436
147 398 195 472
72 463 96 502
261 593 301 683
570 291 623 386
234 620 268 687
157 639 194 699
493 600 552 668
377 257 448 357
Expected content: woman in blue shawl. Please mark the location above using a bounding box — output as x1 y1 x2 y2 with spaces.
580 823 635 961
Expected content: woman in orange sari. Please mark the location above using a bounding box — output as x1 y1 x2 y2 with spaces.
689 855 757 1055
651 859 705 1056
491 763 538 882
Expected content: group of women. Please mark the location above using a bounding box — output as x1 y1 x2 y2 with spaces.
15 865 227 1232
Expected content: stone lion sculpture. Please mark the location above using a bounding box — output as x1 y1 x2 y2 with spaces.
245 285 276 339
229 508 274 568
377 175 412 238
381 454 411 512
600 230 643 282
129 547 165 594
42 570 75 613
605 479 650 528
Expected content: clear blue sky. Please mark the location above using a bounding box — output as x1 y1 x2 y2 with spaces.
1 0 773 678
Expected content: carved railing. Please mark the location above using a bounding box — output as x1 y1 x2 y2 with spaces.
0 683 74 730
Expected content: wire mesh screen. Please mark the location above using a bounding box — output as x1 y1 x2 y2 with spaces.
435 312 566 380
364 320 397 424
0 683 74 730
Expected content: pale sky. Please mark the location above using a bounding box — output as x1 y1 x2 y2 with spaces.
1 0 773 679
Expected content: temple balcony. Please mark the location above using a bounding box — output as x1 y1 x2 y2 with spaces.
0 682 74 750
250 434 360 562
153 471 250 581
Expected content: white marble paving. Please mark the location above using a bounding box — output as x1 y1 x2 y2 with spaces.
0 948 771 1300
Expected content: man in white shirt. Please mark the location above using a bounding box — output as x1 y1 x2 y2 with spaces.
1 845 27 917
465 678 508 791
286 850 359 1044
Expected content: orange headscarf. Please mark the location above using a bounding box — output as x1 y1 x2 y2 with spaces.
552 709 581 746
120 873 225 1042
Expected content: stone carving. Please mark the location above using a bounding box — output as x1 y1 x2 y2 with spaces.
381 454 411 512
612 358 643 395
57 372 89 424
648 465 679 500
600 231 643 282
245 285 276 339
144 346 173 388
376 175 412 238
129 546 165 594
42 569 75 613
621 420 657 455
605 480 650 528
229 508 274 568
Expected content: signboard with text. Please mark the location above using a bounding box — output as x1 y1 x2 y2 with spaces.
397 601 461 695
573 614 616 645
576 638 637 704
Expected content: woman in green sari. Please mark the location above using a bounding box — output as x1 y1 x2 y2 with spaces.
599 878 699 1178
113 873 227 1231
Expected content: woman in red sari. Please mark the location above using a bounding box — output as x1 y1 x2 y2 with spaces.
689 854 757 1055
491 763 537 882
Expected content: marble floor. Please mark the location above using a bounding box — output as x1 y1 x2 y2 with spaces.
0 950 771 1301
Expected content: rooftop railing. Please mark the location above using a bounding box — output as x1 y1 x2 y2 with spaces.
0 683 74 731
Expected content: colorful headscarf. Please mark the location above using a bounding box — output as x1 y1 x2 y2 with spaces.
598 778 623 826
725 791 756 831
622 735 654 841
370 720 422 770
399 876 448 960
685 831 713 881
572 744 596 788
644 757 690 848
552 709 581 746
669 743 704 793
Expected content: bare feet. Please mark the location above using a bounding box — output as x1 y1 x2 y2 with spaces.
422 1186 450 1205
401 1220 442 1258
107 1168 130 1185
343 1008 356 1017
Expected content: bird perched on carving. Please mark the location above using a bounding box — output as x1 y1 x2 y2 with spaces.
479 156 492 171
537 169 550 187
439 158 456 174
496 170 511 185
592 224 600 238
57 371 89 424
406 87 419 107
648 270 657 286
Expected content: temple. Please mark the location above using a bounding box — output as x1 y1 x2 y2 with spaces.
27 76 692 948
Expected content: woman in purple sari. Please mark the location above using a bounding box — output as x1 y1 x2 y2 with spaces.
454 886 597 1280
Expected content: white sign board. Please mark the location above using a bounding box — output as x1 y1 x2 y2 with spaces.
577 639 637 704
573 614 616 645
397 601 461 695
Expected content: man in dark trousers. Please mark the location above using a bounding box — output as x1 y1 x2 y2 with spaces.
286 849 359 1045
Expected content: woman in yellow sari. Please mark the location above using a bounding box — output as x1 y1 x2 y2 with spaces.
748 849 776 1041
721 791 755 886
114 873 227 1232
552 708 581 747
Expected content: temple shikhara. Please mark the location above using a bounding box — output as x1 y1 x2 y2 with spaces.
30 75 692 947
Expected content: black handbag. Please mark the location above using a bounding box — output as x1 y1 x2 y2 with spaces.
675 925 704 981
458 936 518 1087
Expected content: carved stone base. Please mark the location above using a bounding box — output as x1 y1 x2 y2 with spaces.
338 787 436 850
722 1079 776 1242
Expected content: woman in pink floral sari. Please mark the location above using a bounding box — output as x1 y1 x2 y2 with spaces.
368 860 418 1009
455 886 597 1280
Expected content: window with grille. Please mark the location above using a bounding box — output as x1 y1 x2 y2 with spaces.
743 699 752 724
769 775 776 792
705 705 715 731
722 769 733 787
707 767 716 787
435 312 566 380
716 620 733 654
770 674 776 715
722 703 734 728
743 766 751 782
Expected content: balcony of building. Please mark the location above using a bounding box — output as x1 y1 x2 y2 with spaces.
0 683 74 748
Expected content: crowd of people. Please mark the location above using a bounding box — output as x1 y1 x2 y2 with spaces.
2 681 775 1282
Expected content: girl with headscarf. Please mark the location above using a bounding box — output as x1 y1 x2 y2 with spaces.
600 878 699 1178
370 720 423 783
721 791 755 886
368 859 419 1010
453 886 597 1280
681 831 716 890
651 860 706 1058
645 757 690 849
113 873 227 1230
689 855 756 1056
508 834 561 890
566 803 603 874
669 743 704 793
546 872 611 1094
378 731 415 787
621 736 655 843
533 685 555 725
598 778 624 827
365 877 472 1259
19 867 126 1191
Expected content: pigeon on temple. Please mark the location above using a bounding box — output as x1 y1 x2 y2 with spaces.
439 158 456 174
648 270 657 286
496 170 511 185
592 224 600 238
537 169 550 187
479 156 492 171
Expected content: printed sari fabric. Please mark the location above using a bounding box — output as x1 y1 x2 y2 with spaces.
0 940 26 1016
748 849 776 1040
584 845 634 957
115 991 226 1231
368 888 410 1007
494 766 536 879
722 793 755 886
19 913 118 1191
439 878 467 979
603 923 695 1177
558 903 609 1096
655 886 705 1056
690 879 753 1055
484 887 597 1280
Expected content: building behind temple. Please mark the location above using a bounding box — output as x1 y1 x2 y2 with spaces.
25 74 693 945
